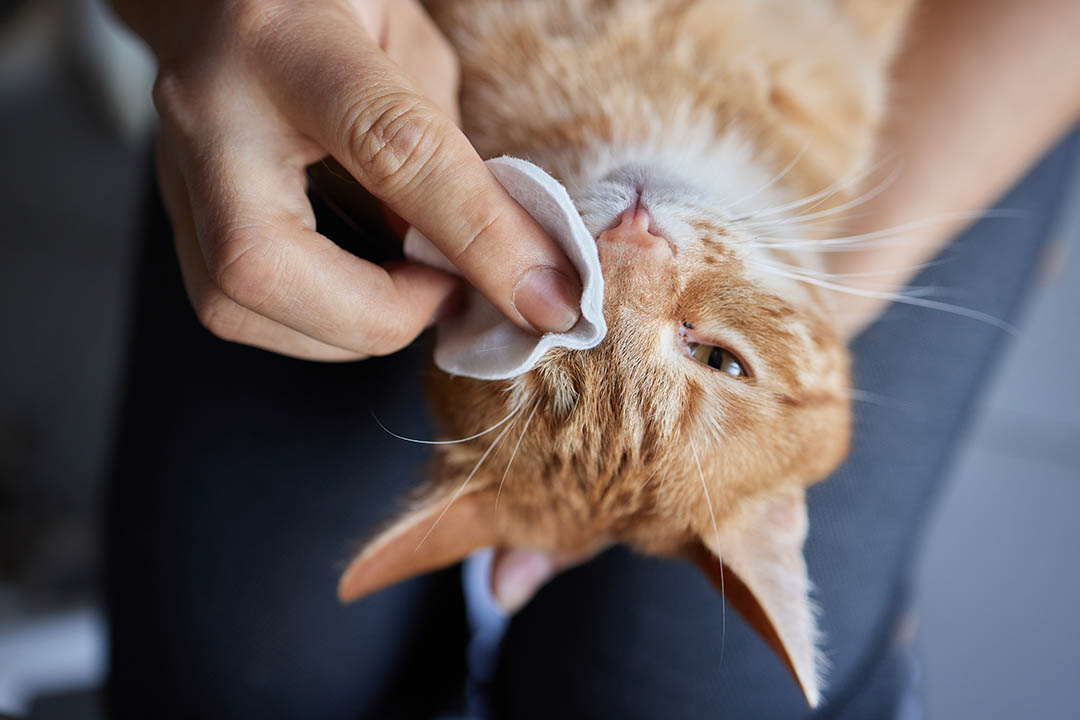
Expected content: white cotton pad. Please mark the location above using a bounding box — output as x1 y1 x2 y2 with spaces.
403 156 607 381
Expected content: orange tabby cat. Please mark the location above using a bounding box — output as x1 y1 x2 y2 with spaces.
339 0 915 706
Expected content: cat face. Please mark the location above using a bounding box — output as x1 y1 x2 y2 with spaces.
340 169 852 705
457 171 853 559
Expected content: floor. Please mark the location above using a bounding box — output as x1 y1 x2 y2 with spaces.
0 3 1077 718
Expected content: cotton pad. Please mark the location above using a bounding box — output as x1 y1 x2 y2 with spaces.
403 156 606 380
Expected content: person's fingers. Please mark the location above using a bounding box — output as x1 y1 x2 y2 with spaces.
156 140 369 361
153 58 463 355
260 4 582 335
189 141 458 356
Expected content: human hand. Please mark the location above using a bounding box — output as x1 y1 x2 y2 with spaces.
114 0 582 360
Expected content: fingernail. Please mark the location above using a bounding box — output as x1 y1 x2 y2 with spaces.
513 268 580 334
493 550 553 613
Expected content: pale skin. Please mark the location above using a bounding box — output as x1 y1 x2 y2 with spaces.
113 0 1080 608
829 0 1080 339
111 0 584 362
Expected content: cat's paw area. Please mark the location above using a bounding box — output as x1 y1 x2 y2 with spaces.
490 548 555 613
490 541 611 613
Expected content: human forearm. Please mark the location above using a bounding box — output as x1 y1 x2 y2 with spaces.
829 0 1080 339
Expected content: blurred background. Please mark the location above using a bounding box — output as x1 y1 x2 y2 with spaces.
0 1 1076 718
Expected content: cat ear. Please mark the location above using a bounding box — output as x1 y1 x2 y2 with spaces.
688 487 824 708
338 489 498 603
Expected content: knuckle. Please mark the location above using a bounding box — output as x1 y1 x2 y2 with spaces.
452 204 504 266
151 68 189 122
366 321 413 356
223 0 293 40
362 295 416 355
194 291 246 342
210 228 280 311
151 65 215 142
346 96 445 195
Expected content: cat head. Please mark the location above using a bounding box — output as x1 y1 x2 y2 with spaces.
340 161 852 706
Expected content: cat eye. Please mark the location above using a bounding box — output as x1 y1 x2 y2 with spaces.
688 342 749 378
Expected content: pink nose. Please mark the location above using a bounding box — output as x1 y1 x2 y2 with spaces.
597 207 673 269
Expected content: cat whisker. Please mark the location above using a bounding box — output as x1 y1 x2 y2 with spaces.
748 208 1026 250
726 134 814 211
495 399 541 513
751 256 966 299
640 453 672 492
743 162 901 230
747 257 949 284
737 181 848 225
751 261 1017 333
372 401 525 446
741 212 865 237
415 404 523 553
690 436 726 664
776 259 948 279
756 257 960 300
738 154 896 223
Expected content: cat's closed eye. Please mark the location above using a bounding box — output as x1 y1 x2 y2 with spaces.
687 342 750 378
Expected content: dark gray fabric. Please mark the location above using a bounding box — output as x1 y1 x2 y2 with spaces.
491 129 1080 720
106 186 469 718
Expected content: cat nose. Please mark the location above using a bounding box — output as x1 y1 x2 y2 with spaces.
597 207 673 270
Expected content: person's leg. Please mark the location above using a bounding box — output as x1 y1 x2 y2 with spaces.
491 130 1080 719
106 177 467 718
